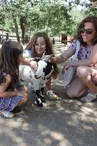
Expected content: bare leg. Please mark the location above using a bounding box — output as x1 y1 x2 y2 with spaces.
46 78 58 100
46 71 58 90
0 111 14 118
77 66 97 102
17 96 28 107
46 78 52 90
17 86 28 107
77 66 97 93
66 77 87 98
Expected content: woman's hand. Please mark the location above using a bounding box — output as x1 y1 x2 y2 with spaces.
65 62 72 70
91 68 97 84
62 65 66 74
65 61 77 70
62 61 76 74
51 55 65 63
61 64 71 74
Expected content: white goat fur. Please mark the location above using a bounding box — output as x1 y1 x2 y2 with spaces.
19 55 54 91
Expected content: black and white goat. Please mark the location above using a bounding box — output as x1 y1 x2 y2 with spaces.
19 54 54 107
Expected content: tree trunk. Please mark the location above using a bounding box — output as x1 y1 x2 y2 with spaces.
12 15 20 42
20 16 27 44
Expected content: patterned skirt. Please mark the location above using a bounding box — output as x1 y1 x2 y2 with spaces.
0 95 22 112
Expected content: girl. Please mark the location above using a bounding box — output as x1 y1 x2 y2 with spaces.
52 16 97 102
23 32 59 99
0 41 28 119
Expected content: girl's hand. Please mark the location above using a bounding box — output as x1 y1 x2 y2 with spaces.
6 74 12 83
30 60 38 70
16 90 28 98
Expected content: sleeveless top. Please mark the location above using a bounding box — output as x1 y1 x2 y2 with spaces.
69 40 93 60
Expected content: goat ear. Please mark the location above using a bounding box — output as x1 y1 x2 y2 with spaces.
42 54 53 61
41 51 46 59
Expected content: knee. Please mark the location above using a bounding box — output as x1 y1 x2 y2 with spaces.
24 96 28 102
66 89 72 98
66 88 79 98
22 96 28 104
18 96 28 107
77 66 89 79
77 66 93 84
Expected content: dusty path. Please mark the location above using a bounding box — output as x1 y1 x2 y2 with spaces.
0 42 97 146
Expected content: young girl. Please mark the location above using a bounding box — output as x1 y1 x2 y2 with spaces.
23 32 59 99
51 16 97 102
0 41 28 119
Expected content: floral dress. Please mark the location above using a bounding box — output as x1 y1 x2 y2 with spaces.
0 82 23 112
69 40 93 60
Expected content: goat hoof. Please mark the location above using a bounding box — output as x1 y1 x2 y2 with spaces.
34 101 43 107
41 98 46 103
37 102 43 107
35 99 43 107
38 103 43 107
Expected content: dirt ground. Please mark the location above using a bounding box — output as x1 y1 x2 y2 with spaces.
0 42 97 146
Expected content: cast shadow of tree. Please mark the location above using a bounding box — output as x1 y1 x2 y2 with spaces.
0 64 97 146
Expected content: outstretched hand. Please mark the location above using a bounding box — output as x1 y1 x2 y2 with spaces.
17 90 28 98
30 60 38 70
62 63 71 74
62 64 70 74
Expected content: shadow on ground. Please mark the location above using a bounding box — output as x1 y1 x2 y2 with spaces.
0 44 97 146
0 64 97 146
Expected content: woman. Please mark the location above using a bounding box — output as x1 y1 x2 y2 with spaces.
52 16 97 102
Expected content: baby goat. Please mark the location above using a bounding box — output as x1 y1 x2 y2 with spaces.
19 54 54 107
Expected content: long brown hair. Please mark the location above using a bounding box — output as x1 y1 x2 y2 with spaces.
0 40 23 89
25 32 54 57
77 16 97 46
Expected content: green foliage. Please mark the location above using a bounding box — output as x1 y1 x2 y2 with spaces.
85 7 97 16
0 0 91 40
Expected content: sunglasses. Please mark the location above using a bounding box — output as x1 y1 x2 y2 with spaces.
80 28 94 35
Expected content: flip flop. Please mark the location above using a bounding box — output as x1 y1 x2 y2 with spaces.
12 107 22 113
80 93 97 102
0 111 14 119
47 90 58 100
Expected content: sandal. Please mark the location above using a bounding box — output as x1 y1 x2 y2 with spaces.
80 93 97 102
12 107 22 113
47 90 58 100
0 110 14 119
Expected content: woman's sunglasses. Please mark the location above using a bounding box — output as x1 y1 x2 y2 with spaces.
80 28 94 35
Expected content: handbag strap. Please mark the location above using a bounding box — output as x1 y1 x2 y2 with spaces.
72 40 80 60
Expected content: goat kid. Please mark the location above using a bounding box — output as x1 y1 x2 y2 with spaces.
19 54 54 107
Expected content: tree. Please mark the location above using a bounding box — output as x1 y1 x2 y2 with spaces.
0 0 89 42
